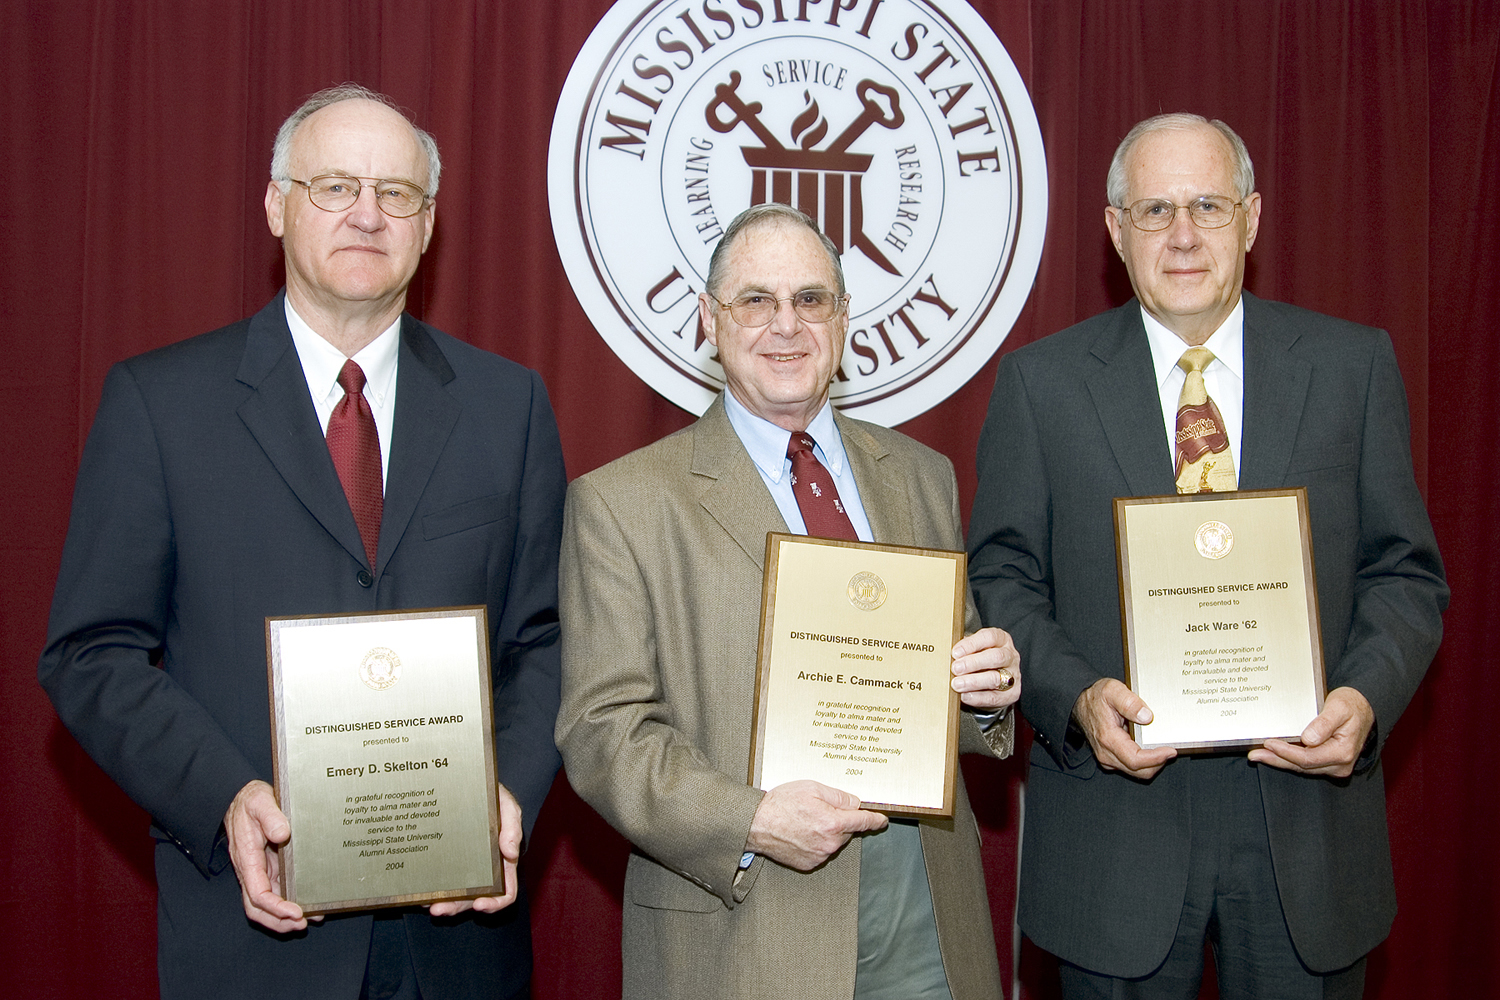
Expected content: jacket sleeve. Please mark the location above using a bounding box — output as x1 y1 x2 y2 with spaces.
38 363 260 874
555 475 766 908
968 352 1103 774
1333 332 1448 762
488 369 567 840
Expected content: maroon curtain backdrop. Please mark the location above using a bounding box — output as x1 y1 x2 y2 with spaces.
2 1 1494 996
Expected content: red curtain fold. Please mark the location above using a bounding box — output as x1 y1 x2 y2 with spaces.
2 1 1494 996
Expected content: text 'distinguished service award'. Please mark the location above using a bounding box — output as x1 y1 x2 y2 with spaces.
266 607 502 913
1115 489 1327 751
750 534 964 818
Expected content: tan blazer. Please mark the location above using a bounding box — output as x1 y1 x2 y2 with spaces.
558 397 1011 1000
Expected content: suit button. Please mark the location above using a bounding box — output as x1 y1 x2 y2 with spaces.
357 570 373 588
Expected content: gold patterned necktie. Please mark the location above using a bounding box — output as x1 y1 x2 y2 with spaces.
1173 347 1237 493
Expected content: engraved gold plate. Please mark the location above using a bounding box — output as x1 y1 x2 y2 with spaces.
750 534 964 818
266 607 503 914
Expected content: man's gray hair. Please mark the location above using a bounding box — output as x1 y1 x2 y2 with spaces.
270 83 442 197
705 202 846 298
1106 113 1254 207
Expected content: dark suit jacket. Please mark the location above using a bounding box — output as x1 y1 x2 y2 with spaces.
557 398 1010 1000
40 293 566 1000
968 293 1447 975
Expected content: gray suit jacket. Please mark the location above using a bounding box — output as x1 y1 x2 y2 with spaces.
558 397 1011 1000
968 293 1447 975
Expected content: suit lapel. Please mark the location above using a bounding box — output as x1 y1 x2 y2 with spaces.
1085 305 1176 496
236 294 369 567
378 319 460 570
692 398 788 571
835 412 912 545
1238 292 1311 490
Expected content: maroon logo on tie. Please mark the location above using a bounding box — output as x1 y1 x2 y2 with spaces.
1174 399 1231 476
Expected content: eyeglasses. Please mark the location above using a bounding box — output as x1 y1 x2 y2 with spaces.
712 289 847 327
1120 197 1242 232
287 174 429 218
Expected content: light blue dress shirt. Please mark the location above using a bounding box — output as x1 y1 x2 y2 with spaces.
722 390 874 542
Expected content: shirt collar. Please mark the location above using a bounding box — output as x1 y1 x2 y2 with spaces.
284 298 401 406
1141 297 1245 389
722 391 846 484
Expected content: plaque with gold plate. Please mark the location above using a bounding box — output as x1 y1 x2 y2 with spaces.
749 534 965 818
266 606 503 913
1114 488 1327 752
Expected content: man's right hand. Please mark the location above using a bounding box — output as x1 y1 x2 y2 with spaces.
746 779 888 871
224 779 310 932
1072 678 1176 779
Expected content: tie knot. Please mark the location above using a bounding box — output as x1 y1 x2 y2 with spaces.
1177 346 1216 375
338 359 368 396
787 431 818 460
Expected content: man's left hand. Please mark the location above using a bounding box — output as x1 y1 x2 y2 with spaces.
428 783 522 916
951 627 1022 711
1249 686 1374 778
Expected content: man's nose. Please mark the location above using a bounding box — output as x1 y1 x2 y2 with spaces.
769 297 802 335
346 184 386 229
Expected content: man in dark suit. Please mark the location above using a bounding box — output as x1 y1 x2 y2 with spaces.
557 204 1021 1000
38 85 565 1000
968 114 1447 998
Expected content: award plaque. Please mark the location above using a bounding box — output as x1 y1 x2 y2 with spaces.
266 607 503 913
1114 489 1327 751
749 534 964 818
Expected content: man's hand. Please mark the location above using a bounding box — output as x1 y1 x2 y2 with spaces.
225 779 309 932
746 780 888 871
1249 686 1374 778
1072 678 1176 779
429 783 523 916
950 627 1022 711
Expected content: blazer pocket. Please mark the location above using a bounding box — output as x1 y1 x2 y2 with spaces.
1285 440 1356 474
422 493 513 540
626 854 723 912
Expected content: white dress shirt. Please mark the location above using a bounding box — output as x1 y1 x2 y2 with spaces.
284 299 400 486
1141 298 1245 475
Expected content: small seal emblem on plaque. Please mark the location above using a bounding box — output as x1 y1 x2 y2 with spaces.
847 571 887 611
1195 520 1234 560
359 647 402 691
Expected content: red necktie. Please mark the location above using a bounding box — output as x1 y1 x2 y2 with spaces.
326 360 383 567
786 432 858 541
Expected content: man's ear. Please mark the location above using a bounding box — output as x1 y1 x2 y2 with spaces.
1104 205 1126 261
699 293 719 349
265 181 286 238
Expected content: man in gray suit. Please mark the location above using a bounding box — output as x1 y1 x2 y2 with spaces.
558 203 1021 1000
968 113 1447 998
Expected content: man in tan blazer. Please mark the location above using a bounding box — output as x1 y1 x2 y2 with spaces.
557 204 1021 1000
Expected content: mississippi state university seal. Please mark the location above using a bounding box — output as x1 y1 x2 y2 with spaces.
359 646 402 691
1195 520 1234 560
847 570 887 611
550 0 1047 425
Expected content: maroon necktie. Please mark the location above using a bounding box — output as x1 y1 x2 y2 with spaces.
786 432 858 541
326 360 383 567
